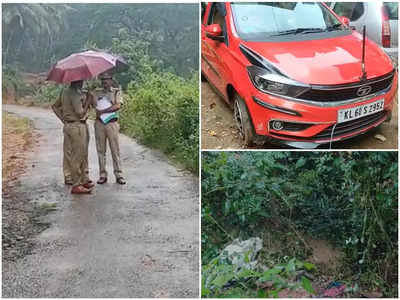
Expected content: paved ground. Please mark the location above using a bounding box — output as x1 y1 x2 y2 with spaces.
201 82 398 149
2 104 199 298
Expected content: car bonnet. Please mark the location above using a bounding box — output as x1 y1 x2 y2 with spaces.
240 32 394 85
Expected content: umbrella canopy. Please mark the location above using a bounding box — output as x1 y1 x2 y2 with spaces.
46 50 127 84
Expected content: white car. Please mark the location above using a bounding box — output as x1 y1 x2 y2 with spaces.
329 2 398 64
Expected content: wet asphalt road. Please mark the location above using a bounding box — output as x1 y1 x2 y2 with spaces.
2 105 199 298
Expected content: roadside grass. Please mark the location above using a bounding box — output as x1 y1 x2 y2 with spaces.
2 112 33 185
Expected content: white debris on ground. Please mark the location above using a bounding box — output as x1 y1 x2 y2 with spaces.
219 237 263 270
374 134 387 142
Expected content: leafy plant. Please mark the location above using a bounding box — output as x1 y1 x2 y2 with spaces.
202 256 316 298
202 152 398 296
34 82 63 103
120 71 198 172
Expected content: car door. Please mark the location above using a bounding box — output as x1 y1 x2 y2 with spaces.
201 2 229 96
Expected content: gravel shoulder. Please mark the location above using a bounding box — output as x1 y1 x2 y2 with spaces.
2 104 199 298
201 82 398 149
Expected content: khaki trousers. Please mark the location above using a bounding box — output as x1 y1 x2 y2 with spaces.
64 122 88 186
94 120 123 179
63 124 89 182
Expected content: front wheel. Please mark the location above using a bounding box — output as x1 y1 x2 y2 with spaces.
233 94 256 147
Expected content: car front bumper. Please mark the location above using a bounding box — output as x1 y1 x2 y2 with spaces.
246 71 397 148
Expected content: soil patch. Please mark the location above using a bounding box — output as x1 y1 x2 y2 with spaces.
2 112 49 261
3 87 17 104
3 112 34 187
307 238 342 269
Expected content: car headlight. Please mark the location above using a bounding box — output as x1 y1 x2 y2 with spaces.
254 75 289 95
247 65 310 98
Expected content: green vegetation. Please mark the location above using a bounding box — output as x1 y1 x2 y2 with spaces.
34 83 63 103
203 256 316 298
2 66 32 100
202 152 398 297
3 4 198 77
120 72 199 172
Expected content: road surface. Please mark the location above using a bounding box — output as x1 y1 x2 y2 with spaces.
3 104 199 298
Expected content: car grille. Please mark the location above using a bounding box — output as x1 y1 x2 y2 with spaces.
272 111 387 141
297 71 394 102
313 111 387 139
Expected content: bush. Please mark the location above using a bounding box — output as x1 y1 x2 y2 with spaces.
34 82 63 103
2 66 25 100
203 257 316 298
120 71 198 173
202 152 398 295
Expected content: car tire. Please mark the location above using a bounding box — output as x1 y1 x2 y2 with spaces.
233 93 256 147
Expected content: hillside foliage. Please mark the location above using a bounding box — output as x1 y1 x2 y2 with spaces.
202 152 398 296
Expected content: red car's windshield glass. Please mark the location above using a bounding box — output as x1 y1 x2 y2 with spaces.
231 2 349 41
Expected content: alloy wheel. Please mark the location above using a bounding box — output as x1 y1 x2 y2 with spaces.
234 99 244 139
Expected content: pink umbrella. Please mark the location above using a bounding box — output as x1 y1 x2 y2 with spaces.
46 50 127 84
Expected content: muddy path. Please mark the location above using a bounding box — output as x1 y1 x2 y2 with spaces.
2 104 199 298
201 82 398 149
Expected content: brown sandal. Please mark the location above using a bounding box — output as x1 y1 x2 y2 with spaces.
83 181 95 189
71 185 92 194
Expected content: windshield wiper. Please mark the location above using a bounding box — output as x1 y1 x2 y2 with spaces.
326 23 344 31
271 27 326 36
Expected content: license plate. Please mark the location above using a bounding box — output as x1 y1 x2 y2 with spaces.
337 99 384 123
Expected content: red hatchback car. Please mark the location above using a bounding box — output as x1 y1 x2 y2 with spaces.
201 2 398 148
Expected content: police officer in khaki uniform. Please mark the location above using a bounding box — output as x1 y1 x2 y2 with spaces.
52 88 92 186
89 73 126 185
57 80 95 194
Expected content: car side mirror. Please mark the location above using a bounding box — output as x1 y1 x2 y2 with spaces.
339 16 350 26
205 24 224 42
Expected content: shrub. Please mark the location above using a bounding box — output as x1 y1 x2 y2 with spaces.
202 152 398 295
34 82 63 103
120 71 198 172
2 66 25 100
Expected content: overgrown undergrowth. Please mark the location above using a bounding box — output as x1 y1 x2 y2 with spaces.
202 152 398 297
120 72 199 173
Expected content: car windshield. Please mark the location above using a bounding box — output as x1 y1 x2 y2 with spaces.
231 2 348 41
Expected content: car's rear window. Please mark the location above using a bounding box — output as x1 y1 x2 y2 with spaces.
231 2 351 42
383 2 398 20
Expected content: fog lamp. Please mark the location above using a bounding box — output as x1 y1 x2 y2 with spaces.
272 120 284 131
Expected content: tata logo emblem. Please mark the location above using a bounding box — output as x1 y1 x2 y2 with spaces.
357 85 372 97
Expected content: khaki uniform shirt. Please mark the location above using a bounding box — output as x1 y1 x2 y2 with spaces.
53 87 87 122
51 92 64 123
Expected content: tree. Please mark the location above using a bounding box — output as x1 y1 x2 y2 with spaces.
2 4 72 69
